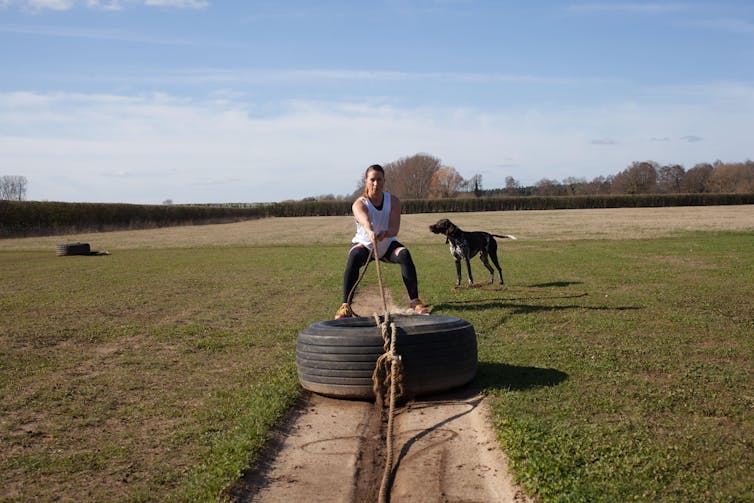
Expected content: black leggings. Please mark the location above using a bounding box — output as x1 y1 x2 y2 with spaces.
342 241 419 304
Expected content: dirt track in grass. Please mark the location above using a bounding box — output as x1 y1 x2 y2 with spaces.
228 287 532 503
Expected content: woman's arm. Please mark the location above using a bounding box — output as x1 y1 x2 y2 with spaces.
352 198 376 242
385 194 401 239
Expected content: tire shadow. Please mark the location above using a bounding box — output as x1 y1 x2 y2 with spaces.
475 362 568 392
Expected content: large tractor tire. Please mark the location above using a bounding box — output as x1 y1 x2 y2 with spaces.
297 315 477 400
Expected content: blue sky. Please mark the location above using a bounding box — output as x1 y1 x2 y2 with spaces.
1 1 752 204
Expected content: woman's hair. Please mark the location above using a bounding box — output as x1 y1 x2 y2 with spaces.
362 164 385 198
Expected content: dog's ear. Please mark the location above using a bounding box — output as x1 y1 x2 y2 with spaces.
446 222 457 235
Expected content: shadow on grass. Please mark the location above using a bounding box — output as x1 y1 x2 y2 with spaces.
476 361 569 392
526 281 583 288
434 300 640 316
433 280 641 316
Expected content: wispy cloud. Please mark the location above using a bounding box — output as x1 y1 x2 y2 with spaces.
1 0 208 11
568 3 689 14
79 67 592 88
680 135 703 143
0 24 194 44
1 89 750 203
19 0 74 11
590 138 619 145
143 0 207 8
689 18 754 35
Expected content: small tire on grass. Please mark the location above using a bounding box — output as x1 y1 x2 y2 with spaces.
297 314 477 400
56 242 91 256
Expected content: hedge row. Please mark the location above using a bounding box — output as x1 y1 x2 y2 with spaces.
260 193 754 218
402 193 754 213
2 193 753 238
0 201 270 238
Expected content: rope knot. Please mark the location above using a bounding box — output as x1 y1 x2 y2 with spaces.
372 315 404 403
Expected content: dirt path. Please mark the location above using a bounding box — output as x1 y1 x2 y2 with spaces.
228 288 532 502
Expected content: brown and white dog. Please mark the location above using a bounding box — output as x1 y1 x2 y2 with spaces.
429 218 517 287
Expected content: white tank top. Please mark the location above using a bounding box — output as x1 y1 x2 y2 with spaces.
352 192 397 258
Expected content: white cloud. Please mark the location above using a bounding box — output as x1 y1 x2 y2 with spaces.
85 0 123 10
3 0 208 10
144 0 207 8
567 3 689 14
689 18 754 35
24 0 74 11
680 135 703 143
1 85 752 203
0 24 193 44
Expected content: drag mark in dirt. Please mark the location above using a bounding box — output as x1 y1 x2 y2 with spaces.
228 388 532 502
227 287 532 502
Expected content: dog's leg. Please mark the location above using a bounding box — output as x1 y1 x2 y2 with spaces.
464 256 474 286
454 259 462 287
479 252 496 284
488 248 505 285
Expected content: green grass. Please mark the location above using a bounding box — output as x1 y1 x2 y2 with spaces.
1 230 753 501
409 231 754 502
0 245 342 501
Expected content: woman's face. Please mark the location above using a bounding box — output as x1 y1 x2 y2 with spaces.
365 169 385 198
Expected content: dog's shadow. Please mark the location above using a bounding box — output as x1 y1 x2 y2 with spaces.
527 281 583 288
453 280 583 291
434 281 640 315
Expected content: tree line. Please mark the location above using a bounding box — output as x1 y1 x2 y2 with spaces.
503 160 754 197
5 157 753 205
307 155 754 202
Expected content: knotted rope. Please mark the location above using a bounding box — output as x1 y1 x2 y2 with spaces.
366 240 403 503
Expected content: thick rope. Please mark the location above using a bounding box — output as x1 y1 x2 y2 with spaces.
371 242 389 315
368 241 402 503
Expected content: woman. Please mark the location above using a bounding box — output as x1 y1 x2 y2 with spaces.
335 164 429 318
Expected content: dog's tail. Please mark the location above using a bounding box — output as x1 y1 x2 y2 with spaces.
492 234 517 240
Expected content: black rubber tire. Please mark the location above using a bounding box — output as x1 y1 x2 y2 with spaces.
56 242 91 256
297 314 477 400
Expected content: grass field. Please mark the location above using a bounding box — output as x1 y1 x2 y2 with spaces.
1 206 753 501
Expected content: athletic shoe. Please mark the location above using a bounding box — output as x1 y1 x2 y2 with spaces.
334 303 354 319
409 299 429 315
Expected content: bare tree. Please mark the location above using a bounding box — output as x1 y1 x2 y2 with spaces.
534 178 563 196
611 161 658 194
429 166 465 198
384 153 442 199
587 176 612 194
464 174 483 197
562 176 588 195
0 175 28 201
706 161 754 193
657 164 685 193
504 176 520 195
681 163 713 193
